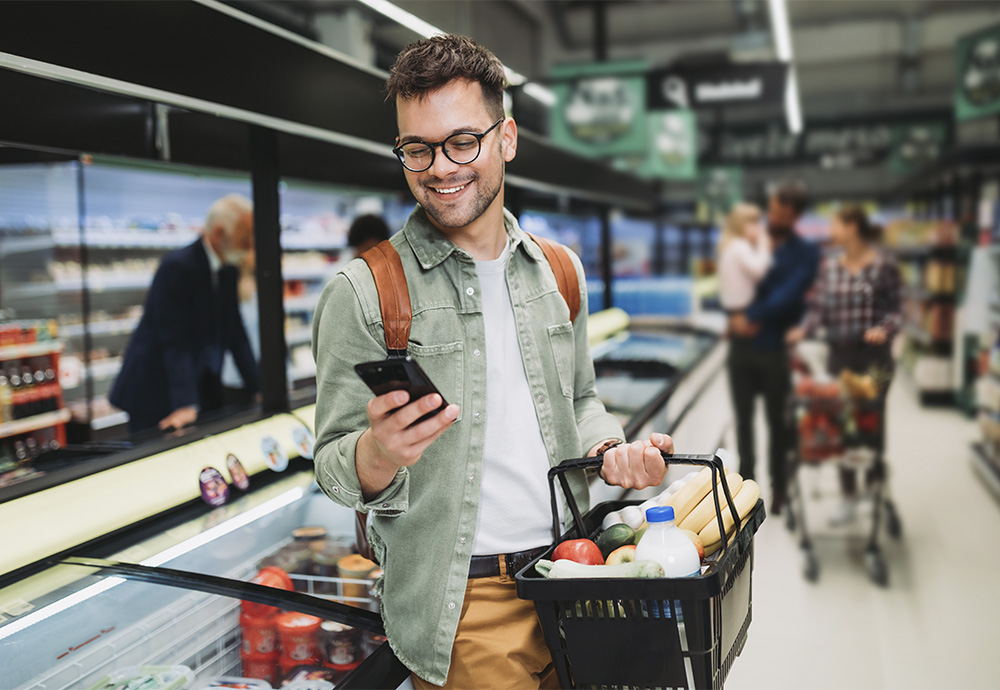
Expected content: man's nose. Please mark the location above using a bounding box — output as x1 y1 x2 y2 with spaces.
428 146 461 177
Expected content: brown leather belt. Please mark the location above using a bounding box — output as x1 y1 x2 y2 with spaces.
468 546 549 579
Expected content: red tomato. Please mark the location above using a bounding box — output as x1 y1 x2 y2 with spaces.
552 538 604 565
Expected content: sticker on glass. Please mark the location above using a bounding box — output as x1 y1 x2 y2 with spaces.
226 453 250 491
261 435 288 472
199 466 230 506
292 425 315 460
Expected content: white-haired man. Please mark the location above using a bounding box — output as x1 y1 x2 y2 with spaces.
110 194 259 433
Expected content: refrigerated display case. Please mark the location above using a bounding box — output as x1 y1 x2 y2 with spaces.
0 469 410 689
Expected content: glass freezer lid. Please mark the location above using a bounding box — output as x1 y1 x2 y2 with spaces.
0 558 397 690
592 330 714 371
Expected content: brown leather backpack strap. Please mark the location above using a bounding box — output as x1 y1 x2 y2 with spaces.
528 233 581 323
360 239 412 358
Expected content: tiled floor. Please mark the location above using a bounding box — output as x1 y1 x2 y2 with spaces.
705 369 1000 689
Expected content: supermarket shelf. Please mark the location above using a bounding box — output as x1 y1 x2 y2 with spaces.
89 409 130 431
0 341 64 361
63 358 122 390
53 230 198 249
903 287 955 303
0 408 71 440
289 363 317 383
282 265 335 281
60 316 141 338
281 235 347 252
286 326 313 347
904 325 952 351
0 235 53 257
284 293 321 312
57 273 153 292
971 442 1000 503
890 245 958 261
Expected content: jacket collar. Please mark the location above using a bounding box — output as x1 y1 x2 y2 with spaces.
403 204 545 270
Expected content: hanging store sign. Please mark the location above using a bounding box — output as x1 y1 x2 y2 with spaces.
647 63 787 110
643 110 698 180
703 115 950 168
698 167 744 217
955 23 1000 122
550 60 648 157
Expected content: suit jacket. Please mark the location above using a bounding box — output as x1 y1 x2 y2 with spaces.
109 240 260 432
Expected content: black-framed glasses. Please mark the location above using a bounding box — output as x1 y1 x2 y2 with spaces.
393 118 504 172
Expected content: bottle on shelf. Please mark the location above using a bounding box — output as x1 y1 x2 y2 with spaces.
0 373 11 422
634 506 701 578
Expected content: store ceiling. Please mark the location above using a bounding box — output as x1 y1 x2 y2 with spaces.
237 0 999 122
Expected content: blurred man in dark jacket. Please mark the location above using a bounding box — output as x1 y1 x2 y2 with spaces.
728 181 820 514
110 194 259 433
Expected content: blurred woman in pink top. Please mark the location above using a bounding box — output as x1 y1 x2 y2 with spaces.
719 203 772 317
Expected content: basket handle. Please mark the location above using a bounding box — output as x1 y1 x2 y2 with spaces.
548 453 743 557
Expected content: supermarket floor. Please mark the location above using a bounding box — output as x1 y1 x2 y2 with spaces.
694 363 1000 690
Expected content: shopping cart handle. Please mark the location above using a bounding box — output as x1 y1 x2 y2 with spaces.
548 452 742 558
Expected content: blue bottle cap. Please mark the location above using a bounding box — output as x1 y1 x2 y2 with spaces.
646 506 675 523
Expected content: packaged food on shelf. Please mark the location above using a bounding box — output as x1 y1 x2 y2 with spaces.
194 677 273 690
85 665 195 690
318 620 361 669
240 653 278 685
275 612 322 663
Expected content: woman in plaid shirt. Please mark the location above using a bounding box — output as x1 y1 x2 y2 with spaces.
788 205 902 524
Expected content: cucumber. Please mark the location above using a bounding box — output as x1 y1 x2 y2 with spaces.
535 558 665 579
595 523 635 558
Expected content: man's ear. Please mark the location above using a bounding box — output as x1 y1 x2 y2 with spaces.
502 117 518 163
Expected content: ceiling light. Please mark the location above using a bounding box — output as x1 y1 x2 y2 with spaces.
523 82 557 107
356 0 442 39
767 0 802 134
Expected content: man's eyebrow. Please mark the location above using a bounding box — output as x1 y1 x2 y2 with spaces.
397 125 484 145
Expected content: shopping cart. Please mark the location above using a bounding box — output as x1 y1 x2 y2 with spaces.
783 358 903 586
516 453 764 690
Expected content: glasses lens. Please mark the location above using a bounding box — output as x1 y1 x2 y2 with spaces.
400 143 434 171
443 134 482 164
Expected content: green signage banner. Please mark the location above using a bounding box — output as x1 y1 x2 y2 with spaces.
698 166 744 218
888 122 947 174
549 60 648 157
642 110 698 180
955 23 1000 122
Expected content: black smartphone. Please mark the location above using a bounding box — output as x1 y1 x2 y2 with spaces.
354 356 449 426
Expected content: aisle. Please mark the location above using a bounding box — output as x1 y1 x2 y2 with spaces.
716 370 1000 689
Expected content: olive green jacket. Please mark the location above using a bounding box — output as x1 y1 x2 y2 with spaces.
312 205 624 684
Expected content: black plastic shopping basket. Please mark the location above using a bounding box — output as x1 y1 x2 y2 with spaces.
515 454 765 690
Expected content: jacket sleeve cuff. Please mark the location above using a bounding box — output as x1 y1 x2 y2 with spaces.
314 430 410 516
578 413 625 458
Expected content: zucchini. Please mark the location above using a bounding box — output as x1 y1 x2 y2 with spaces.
535 558 665 579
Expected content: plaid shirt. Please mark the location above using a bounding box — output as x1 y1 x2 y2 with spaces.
802 249 902 344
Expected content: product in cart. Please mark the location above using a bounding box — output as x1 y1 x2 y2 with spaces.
634 506 701 577
85 665 195 690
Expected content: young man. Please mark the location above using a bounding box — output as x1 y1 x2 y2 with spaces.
727 181 820 514
312 35 674 688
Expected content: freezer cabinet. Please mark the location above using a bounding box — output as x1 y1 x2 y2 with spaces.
0 472 410 689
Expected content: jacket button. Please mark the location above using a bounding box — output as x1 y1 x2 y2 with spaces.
466 287 475 296
474 349 481 356
382 503 389 508
448 602 456 610
537 394 545 403
332 486 340 493
459 537 466 544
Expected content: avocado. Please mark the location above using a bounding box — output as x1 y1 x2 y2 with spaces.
595 523 635 558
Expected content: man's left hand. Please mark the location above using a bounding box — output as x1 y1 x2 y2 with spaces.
598 433 674 490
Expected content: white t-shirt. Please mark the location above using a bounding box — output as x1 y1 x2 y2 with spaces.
718 237 772 311
472 241 555 554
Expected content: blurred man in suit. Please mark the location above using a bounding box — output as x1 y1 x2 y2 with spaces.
110 194 260 433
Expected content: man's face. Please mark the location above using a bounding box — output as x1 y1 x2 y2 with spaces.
395 79 516 234
767 196 798 236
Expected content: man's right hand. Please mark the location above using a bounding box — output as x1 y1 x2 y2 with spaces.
356 390 460 500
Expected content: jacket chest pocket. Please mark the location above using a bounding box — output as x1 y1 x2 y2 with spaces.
408 341 464 420
547 322 575 399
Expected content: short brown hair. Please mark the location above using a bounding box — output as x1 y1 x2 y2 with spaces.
837 204 882 242
385 34 506 120
772 180 809 216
